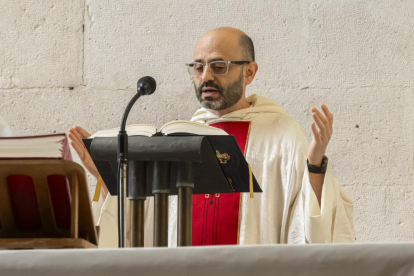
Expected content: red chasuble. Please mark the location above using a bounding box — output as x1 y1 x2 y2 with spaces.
192 121 250 246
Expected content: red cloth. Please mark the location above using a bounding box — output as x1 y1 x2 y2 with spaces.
6 174 71 232
7 175 42 231
192 121 250 245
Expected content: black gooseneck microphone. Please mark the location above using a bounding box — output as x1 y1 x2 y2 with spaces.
136 76 157 96
120 76 157 131
117 76 156 248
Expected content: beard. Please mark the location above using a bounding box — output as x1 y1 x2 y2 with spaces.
194 70 244 111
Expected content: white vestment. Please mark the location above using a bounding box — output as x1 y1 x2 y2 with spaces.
92 94 355 247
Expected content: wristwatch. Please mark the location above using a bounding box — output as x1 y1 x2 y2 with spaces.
307 156 328 174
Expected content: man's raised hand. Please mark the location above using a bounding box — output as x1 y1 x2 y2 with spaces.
68 126 99 178
308 104 333 166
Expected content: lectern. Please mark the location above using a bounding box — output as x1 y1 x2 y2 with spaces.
0 159 98 249
86 135 261 247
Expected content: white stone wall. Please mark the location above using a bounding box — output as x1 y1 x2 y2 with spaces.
1 0 413 242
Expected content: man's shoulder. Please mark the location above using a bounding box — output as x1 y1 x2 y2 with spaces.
250 112 303 132
249 112 308 145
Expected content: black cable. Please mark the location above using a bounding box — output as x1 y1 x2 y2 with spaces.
116 158 122 246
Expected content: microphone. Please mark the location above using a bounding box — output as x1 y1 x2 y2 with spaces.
117 76 156 248
137 76 156 95
121 76 157 131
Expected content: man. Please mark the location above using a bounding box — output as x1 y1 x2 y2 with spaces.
69 27 355 247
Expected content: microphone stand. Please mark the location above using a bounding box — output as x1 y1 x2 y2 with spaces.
117 82 148 248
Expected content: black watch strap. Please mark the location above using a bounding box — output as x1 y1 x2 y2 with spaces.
307 156 328 174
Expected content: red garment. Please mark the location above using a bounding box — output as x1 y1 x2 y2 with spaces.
192 121 250 245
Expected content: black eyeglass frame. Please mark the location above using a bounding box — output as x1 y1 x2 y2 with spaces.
185 61 251 76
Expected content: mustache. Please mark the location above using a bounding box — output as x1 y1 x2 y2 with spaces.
197 81 223 95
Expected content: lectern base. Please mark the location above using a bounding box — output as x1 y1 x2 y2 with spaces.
154 194 169 247
130 199 145 247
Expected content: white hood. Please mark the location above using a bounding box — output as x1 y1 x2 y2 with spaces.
190 94 290 124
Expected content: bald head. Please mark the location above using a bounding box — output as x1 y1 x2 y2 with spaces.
195 27 255 62
191 27 258 116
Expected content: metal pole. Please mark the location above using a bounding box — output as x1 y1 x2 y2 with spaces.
118 162 128 247
130 199 145 247
128 161 146 247
178 186 192 246
154 193 169 247
152 161 170 247
176 162 194 247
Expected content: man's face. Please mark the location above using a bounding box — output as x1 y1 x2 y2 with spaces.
193 69 244 110
192 33 246 111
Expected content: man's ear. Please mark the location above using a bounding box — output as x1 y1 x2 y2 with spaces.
244 61 258 85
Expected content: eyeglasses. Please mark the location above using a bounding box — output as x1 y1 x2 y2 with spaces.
185 61 250 76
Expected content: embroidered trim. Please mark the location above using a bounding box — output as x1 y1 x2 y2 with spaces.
202 196 209 245
216 150 231 164
238 121 252 245
214 195 220 244
248 164 254 198
244 121 252 155
212 196 217 245
92 176 103 202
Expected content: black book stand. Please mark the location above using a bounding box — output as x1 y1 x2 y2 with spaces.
86 135 261 247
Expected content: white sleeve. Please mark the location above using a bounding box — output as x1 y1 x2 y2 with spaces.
89 178 118 248
303 165 355 243
91 188 106 226
95 195 119 248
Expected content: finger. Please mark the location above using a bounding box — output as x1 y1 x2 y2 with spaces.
69 139 85 159
311 107 329 126
321 104 333 130
70 127 86 147
313 112 328 141
313 106 332 138
311 122 322 143
75 126 92 138
69 127 81 141
68 132 86 152
68 129 81 144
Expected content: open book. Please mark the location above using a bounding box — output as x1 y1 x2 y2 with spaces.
84 120 261 196
89 120 228 138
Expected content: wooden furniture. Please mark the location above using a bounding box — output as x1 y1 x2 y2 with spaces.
0 159 98 249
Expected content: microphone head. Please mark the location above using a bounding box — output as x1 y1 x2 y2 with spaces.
137 76 156 95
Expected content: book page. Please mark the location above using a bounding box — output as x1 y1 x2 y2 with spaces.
0 134 67 158
160 120 228 136
89 124 157 138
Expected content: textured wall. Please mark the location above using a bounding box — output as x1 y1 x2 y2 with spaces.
1 0 413 242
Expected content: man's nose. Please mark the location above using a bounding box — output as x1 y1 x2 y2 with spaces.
201 66 214 83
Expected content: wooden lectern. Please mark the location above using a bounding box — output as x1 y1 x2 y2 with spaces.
0 159 98 249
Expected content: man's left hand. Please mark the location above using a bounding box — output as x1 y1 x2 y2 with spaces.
308 104 333 166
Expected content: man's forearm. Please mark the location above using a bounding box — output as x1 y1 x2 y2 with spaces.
308 172 324 207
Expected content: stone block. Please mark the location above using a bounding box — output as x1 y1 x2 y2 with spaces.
343 184 414 242
84 0 303 89
0 0 84 88
300 0 414 88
